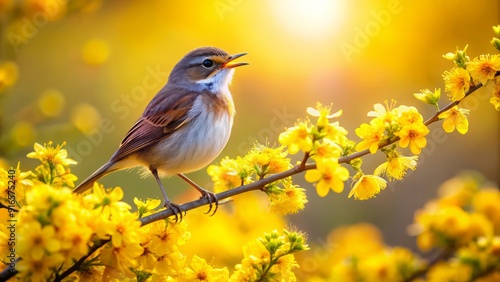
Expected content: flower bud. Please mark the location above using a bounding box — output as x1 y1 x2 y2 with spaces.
491 37 500 51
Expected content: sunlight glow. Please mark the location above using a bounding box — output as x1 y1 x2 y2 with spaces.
270 0 344 40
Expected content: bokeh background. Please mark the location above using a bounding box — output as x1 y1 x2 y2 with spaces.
1 0 498 262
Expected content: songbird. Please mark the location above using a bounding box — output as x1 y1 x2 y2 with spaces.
73 47 248 220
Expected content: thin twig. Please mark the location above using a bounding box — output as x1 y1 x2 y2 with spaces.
404 248 455 282
53 239 110 282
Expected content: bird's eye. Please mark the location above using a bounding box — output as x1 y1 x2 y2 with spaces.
202 59 214 68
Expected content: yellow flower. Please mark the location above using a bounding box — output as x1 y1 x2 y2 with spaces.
107 212 144 248
272 254 299 281
154 248 187 276
182 255 229 282
438 106 470 134
322 121 349 144
26 142 78 187
57 221 93 261
307 102 342 128
150 219 190 254
245 143 291 177
17 221 61 260
279 120 314 154
207 156 251 193
414 88 441 106
396 123 429 155
397 106 423 126
426 261 473 282
467 54 500 85
433 206 471 238
83 184 131 220
134 197 162 217
359 251 398 282
0 163 34 205
348 174 387 200
268 183 308 216
305 159 349 197
26 141 77 167
100 242 144 277
472 189 500 234
367 102 389 118
16 252 65 282
436 173 479 208
355 119 385 154
138 217 189 275
414 203 492 250
231 239 267 281
374 151 418 181
443 67 471 101
230 229 306 281
310 139 341 161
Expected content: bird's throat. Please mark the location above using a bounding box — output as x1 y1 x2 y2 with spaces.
195 68 234 94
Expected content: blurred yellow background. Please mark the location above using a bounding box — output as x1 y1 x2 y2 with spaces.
1 0 498 255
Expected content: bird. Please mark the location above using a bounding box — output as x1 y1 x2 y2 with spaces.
73 47 248 221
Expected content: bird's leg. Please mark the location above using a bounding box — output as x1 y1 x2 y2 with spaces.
151 168 184 222
177 173 218 215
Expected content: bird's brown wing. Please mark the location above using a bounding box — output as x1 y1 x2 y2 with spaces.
109 87 200 163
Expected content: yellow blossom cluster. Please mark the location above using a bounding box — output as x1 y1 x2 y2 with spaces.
279 102 393 200
295 223 425 281
230 229 308 281
208 142 308 216
280 103 353 198
277 27 499 203
440 41 500 111
0 143 147 280
412 173 500 250
0 142 311 281
410 173 500 281
293 173 500 281
26 142 78 187
357 102 429 155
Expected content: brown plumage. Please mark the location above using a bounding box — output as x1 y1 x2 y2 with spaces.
73 47 247 221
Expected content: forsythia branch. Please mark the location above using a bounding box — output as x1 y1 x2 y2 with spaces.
40 71 497 281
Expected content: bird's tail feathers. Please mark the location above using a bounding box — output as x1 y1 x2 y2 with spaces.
73 162 117 194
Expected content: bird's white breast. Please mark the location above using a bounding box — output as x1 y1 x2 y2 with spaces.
143 93 234 176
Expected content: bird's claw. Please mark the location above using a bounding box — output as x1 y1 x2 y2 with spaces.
164 201 185 223
200 190 219 216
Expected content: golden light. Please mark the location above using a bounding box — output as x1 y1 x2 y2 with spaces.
269 0 345 40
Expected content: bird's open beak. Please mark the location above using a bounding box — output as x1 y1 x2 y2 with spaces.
223 53 249 69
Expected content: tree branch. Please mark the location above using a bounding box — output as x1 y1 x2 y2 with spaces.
404 248 455 282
